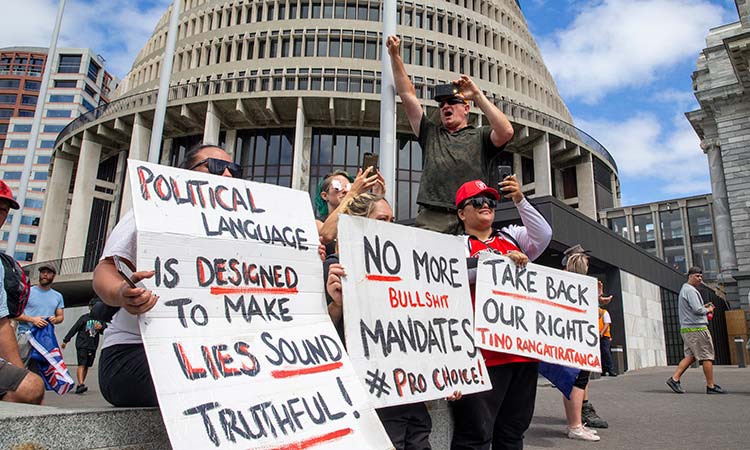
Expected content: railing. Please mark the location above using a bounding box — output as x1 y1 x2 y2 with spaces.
54 73 618 172
22 256 95 279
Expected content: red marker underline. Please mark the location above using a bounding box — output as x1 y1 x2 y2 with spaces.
271 361 343 379
491 289 587 314
210 286 299 295
260 427 353 450
366 274 402 282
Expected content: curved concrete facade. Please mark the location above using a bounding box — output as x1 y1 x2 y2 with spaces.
38 0 620 266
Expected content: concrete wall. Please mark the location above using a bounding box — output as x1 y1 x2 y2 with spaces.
620 270 667 369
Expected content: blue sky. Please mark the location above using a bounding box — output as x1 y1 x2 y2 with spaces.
0 0 739 206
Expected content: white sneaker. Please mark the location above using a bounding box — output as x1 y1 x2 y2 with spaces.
562 426 598 436
568 425 601 441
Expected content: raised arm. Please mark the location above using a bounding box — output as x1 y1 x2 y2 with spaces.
454 75 514 147
386 35 423 136
500 175 552 261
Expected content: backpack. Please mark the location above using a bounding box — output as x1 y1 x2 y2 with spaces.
0 253 31 318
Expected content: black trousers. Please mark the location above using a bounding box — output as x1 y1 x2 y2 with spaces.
99 344 158 407
377 402 432 450
600 336 614 373
450 362 539 450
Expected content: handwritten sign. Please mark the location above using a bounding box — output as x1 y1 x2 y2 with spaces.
473 253 601 371
338 215 490 408
128 161 393 450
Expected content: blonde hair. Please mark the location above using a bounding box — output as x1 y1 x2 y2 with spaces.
565 253 589 275
341 193 386 218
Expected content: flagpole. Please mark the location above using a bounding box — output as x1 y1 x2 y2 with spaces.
147 0 182 164
6 0 66 256
379 0 397 207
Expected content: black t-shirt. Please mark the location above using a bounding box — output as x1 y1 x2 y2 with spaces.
417 114 505 210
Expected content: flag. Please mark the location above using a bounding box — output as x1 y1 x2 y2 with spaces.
27 324 75 395
539 362 580 400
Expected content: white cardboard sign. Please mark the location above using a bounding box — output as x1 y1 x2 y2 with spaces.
128 161 393 450
338 215 490 408
473 252 601 371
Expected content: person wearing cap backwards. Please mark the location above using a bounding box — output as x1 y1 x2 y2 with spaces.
61 298 106 394
15 263 64 366
386 35 514 235
450 178 551 450
0 180 44 404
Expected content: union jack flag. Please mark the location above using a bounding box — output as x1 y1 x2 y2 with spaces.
27 325 75 395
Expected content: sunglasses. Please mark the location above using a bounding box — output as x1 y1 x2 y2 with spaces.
189 158 242 177
462 196 497 209
438 98 466 108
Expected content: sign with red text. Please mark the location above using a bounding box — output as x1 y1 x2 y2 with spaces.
473 253 601 371
128 161 393 450
338 215 490 408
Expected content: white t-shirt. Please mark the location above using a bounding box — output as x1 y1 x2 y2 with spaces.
99 211 142 348
603 310 611 325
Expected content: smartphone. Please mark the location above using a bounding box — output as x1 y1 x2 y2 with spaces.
113 255 141 289
497 165 513 182
362 152 379 176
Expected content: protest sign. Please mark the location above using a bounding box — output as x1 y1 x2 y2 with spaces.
338 215 490 408
473 253 601 371
128 161 393 450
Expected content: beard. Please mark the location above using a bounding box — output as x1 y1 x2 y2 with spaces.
39 277 53 286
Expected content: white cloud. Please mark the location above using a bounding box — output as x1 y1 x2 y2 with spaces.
0 0 171 78
577 106 711 198
539 0 729 103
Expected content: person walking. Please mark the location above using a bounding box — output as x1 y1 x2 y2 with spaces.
61 298 106 394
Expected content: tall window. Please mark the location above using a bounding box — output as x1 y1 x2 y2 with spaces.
235 129 295 187
88 60 101 82
58 54 82 73
688 205 718 279
633 213 656 256
608 217 628 240
660 209 686 273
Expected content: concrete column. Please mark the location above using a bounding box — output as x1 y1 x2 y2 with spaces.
121 113 152 216
160 138 174 166
679 202 693 268
204 101 221 145
651 204 663 258
190 47 199 69
702 139 738 277
554 168 565 200
512 153 523 185
34 155 74 262
624 208 635 242
292 98 311 192
611 173 621 208
575 153 596 219
225 129 237 160
108 151 128 233
532 133 552 196
63 132 102 258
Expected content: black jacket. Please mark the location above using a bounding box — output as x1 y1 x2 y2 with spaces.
63 313 106 350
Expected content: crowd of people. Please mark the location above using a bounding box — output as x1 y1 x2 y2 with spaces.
0 34 724 450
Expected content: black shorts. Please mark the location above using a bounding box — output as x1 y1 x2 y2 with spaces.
77 349 96 367
0 358 29 399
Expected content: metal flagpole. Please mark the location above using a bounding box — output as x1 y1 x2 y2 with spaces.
6 0 66 256
147 0 182 164
379 0 397 207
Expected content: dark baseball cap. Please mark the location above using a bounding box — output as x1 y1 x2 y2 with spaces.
39 264 57 274
0 180 19 210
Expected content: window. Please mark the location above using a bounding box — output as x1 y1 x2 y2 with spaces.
9 140 28 148
0 94 17 104
688 205 718 278
24 80 41 90
43 124 65 133
0 109 14 118
49 94 74 103
82 99 95 111
13 124 32 132
235 129 295 187
87 61 101 82
46 109 71 118
40 140 54 148
57 54 82 73
33 171 48 180
0 124 6 133
608 217 629 240
24 198 43 208
21 95 37 105
633 213 656 255
13 252 33 262
37 155 51 164
6 156 24 164
54 80 77 88
18 110 34 117
0 79 20 89
84 84 97 97
4 171 22 179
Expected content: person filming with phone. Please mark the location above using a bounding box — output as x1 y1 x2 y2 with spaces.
386 35 514 235
92 143 239 407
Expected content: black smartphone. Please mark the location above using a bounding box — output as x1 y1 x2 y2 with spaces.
113 255 139 289
362 152 379 176
497 165 513 182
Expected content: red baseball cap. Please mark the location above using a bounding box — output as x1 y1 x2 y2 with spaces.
0 181 19 209
455 179 500 208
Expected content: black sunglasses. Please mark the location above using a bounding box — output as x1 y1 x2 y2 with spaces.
462 196 497 209
189 158 242 177
438 98 466 108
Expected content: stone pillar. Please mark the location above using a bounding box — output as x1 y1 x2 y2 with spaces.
554 168 565 200
121 113 152 216
532 133 551 196
204 101 221 145
225 129 237 160
702 139 738 277
63 132 102 258
651 204 663 258
160 138 174 166
34 155 74 262
292 98 312 192
679 201 693 268
576 153 596 219
611 173 621 208
624 208 635 242
512 153 523 185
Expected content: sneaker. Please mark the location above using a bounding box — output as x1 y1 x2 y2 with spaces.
562 426 598 436
75 384 88 394
603 371 618 377
582 403 609 429
666 377 685 394
706 384 725 394
568 425 601 442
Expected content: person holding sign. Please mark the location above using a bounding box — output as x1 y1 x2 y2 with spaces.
450 178 551 450
92 143 238 407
